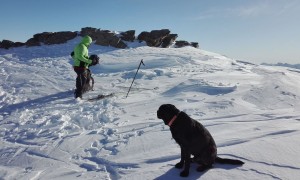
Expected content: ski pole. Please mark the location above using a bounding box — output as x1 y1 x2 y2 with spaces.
126 59 145 98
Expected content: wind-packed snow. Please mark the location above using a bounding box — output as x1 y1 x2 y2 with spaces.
1 37 300 180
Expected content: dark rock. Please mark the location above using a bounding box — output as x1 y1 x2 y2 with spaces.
85 29 127 49
110 36 127 48
137 29 171 47
12 42 25 48
0 40 14 49
81 27 98 40
34 31 77 45
25 38 41 47
94 30 115 46
25 31 77 46
33 32 52 43
175 41 199 48
1 27 198 49
0 40 25 49
175 41 191 48
137 31 151 43
161 34 178 48
150 29 170 39
120 30 135 42
44 31 77 45
191 42 199 48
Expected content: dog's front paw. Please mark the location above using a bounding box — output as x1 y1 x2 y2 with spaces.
175 161 184 169
180 170 189 177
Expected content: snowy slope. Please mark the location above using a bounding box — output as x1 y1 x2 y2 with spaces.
1 37 300 180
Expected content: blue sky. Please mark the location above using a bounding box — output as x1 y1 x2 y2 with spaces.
1 0 299 64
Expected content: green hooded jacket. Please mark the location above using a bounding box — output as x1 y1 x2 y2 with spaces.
73 35 92 68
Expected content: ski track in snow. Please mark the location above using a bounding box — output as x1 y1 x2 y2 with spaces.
1 38 300 179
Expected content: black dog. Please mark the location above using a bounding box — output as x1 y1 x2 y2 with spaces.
157 104 244 177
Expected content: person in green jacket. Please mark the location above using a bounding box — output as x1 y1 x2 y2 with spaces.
72 35 94 99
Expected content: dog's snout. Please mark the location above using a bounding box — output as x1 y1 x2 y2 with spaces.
157 110 161 119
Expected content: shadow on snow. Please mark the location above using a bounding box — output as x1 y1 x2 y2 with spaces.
0 90 73 117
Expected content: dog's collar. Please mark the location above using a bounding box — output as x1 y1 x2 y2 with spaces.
168 112 181 127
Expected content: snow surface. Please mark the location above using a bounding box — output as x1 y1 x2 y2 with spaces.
1 37 300 180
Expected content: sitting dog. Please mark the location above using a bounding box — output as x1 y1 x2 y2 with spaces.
157 104 244 177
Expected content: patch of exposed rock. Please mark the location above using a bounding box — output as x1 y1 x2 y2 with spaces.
0 27 199 49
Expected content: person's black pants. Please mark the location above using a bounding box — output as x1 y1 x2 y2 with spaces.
74 67 88 98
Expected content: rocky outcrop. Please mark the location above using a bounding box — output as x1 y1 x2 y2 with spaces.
25 38 40 47
0 27 199 49
191 42 199 48
137 29 176 47
43 31 77 45
162 34 178 48
120 30 135 42
175 41 199 48
25 31 78 47
81 27 128 49
0 40 14 49
0 40 25 49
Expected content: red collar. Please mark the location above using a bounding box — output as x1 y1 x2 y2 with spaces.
168 114 178 127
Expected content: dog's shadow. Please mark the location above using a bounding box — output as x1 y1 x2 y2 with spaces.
154 164 204 180
154 162 241 180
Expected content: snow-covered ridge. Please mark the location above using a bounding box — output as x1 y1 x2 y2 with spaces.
1 38 300 179
262 62 300 70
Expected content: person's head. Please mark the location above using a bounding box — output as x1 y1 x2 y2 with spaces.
81 35 93 47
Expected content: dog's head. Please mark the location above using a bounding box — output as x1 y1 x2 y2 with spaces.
157 104 180 125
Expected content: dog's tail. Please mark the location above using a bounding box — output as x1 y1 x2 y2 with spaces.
215 156 244 165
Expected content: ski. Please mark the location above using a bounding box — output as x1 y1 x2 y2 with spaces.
86 93 114 102
116 86 159 91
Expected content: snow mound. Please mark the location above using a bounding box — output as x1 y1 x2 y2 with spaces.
1 38 300 179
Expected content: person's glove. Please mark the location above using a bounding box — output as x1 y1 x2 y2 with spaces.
89 54 100 66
